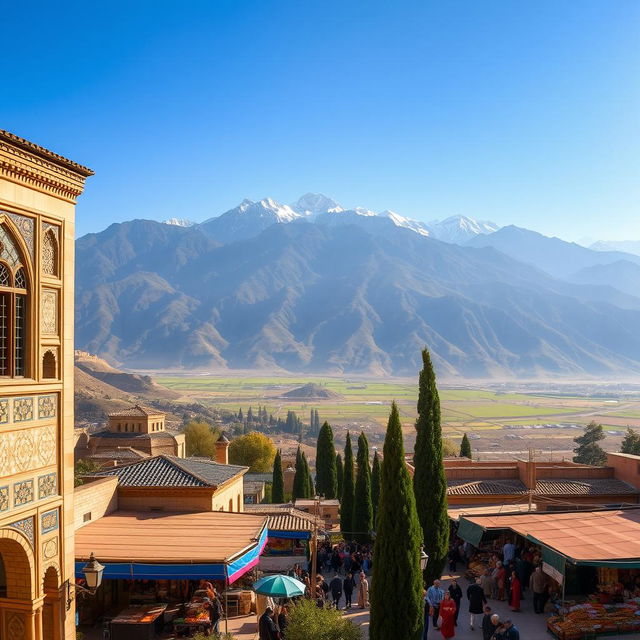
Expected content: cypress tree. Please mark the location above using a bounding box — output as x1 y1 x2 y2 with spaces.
302 452 313 497
371 450 381 527
353 432 373 543
336 453 344 498
315 422 338 498
272 449 285 503
340 432 355 538
292 447 307 500
573 421 607 466
460 433 472 459
413 348 449 584
238 408 243 422
371 402 423 640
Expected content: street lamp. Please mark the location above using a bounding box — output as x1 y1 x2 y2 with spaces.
420 546 429 572
66 552 105 610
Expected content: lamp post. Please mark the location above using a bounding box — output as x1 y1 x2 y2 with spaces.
420 546 429 573
66 552 105 610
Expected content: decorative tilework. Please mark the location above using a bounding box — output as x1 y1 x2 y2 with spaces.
7 613 25 640
37 394 56 419
5 211 34 260
13 397 33 422
0 486 8 511
10 516 34 546
13 479 33 506
41 509 58 534
43 537 58 560
0 424 56 477
38 472 57 499
13 430 35 471
0 398 8 424
41 288 58 335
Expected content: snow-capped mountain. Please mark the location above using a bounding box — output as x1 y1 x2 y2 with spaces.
291 193 343 217
429 215 500 244
201 198 302 243
163 217 195 227
380 210 430 236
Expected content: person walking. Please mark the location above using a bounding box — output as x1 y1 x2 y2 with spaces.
448 579 463 626
509 571 522 612
422 588 430 640
467 577 487 630
502 619 520 640
439 591 457 639
481 606 498 640
329 573 343 609
277 605 288 639
343 572 356 609
530 566 547 613
259 606 278 640
357 571 369 609
426 579 445 630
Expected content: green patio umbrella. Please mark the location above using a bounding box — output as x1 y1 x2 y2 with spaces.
253 574 306 598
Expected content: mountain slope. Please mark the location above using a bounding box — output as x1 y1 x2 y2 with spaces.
75 219 640 378
468 225 640 278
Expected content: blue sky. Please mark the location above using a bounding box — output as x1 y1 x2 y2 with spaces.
1 1 638 240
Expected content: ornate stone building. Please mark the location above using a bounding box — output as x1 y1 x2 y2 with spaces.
0 130 92 639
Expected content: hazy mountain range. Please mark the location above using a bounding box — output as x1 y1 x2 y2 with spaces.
75 194 640 378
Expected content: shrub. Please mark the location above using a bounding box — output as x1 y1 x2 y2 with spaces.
285 598 363 640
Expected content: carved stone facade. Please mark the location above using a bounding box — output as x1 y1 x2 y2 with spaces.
0 129 92 639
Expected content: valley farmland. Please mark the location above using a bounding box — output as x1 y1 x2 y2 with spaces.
155 375 640 459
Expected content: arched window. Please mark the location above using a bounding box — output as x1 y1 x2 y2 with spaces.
42 230 59 277
42 350 57 379
0 225 29 378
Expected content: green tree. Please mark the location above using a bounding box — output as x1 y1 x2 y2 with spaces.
341 432 355 537
336 453 344 498
315 422 338 498
620 428 640 455
353 432 373 543
371 450 381 527
285 597 362 640
573 421 607 466
74 458 102 487
293 447 307 500
413 348 449 584
370 403 423 640
183 421 219 458
272 449 285 503
228 431 276 472
460 433 472 459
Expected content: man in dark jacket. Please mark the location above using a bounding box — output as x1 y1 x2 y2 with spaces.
343 572 356 609
467 577 487 630
259 607 278 640
448 578 463 625
329 573 343 608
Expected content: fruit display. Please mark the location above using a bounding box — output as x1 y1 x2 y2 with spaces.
547 602 640 639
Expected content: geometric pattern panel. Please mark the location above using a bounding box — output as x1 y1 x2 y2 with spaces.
9 516 35 547
42 537 58 560
41 288 58 335
38 472 57 499
37 394 57 419
5 211 34 260
0 424 56 477
0 398 8 424
13 479 34 507
13 397 33 422
0 486 8 511
41 509 58 534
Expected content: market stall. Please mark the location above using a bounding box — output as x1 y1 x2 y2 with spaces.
75 510 268 636
109 604 167 640
458 507 640 638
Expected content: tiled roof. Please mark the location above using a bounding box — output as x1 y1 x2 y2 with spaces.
87 447 149 461
244 473 273 484
244 481 266 494
107 404 165 418
535 479 638 496
92 430 176 440
92 455 247 488
244 505 315 532
447 480 528 496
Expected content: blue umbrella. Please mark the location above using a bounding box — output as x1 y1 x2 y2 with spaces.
253 574 306 598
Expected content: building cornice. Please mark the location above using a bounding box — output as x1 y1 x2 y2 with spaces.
0 129 93 203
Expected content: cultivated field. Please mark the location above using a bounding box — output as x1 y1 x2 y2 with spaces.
156 375 640 459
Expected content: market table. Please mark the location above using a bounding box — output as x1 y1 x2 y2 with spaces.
109 604 167 640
